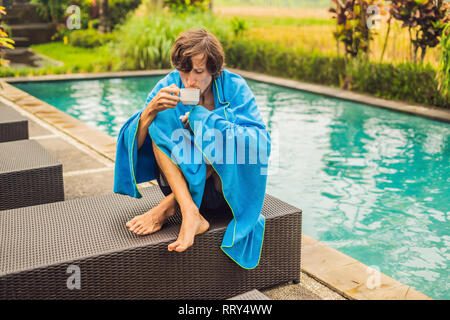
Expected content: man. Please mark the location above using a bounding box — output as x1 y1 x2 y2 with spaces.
114 28 271 269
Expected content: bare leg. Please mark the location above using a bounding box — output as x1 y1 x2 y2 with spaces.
126 160 216 236
151 140 209 252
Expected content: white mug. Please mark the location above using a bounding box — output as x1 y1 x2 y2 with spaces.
180 88 200 105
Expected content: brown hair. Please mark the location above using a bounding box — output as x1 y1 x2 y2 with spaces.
171 29 225 79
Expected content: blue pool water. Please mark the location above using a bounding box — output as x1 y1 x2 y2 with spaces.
14 76 450 299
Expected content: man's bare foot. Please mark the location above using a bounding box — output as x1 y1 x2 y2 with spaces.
168 204 209 252
126 195 177 235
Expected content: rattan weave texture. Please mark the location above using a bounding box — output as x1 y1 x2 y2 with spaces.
0 186 301 299
0 139 64 210
0 106 29 143
228 289 271 300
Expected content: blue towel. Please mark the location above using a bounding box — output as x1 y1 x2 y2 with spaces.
113 68 271 269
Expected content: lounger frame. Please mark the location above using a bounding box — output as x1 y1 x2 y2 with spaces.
0 186 301 300
0 139 64 210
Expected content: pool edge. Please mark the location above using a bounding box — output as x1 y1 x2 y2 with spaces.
0 74 434 300
229 68 450 124
301 234 432 300
5 67 449 123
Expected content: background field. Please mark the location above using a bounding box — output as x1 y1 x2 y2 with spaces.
4 0 446 107
214 5 441 67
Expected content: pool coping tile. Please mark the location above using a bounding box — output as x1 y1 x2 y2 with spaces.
0 81 117 163
0 70 436 300
301 234 432 300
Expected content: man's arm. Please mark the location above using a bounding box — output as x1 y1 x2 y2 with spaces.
137 108 157 150
137 83 181 150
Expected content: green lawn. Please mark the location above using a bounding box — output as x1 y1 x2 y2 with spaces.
0 42 116 77
31 42 115 72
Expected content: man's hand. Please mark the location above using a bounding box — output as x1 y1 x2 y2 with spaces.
180 111 190 129
145 84 180 116
138 84 180 150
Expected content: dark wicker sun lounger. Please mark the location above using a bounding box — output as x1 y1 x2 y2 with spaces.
0 186 301 300
0 105 29 143
228 289 271 300
0 139 64 211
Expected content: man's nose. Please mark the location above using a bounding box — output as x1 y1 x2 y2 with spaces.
187 72 197 88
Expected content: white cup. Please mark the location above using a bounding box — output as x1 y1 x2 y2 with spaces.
180 88 200 105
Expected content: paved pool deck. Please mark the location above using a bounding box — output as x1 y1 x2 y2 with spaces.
0 68 437 300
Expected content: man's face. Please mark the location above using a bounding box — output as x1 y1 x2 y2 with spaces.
179 53 213 96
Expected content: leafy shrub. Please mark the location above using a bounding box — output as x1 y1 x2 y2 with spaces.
69 29 115 48
222 37 447 108
230 17 248 38
99 0 142 28
31 0 141 30
8 9 447 109
329 0 373 58
164 0 211 13
390 0 449 63
108 10 232 70
437 23 449 100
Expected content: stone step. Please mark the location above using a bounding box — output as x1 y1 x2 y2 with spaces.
3 47 49 68
10 36 31 47
3 46 30 56
10 23 55 36
10 24 55 45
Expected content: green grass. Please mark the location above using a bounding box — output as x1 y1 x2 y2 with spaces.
0 42 119 77
30 42 114 71
1 8 446 108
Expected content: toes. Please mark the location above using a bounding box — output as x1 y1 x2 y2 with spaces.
135 225 145 235
175 241 193 252
175 244 187 252
129 223 142 233
127 215 139 225
126 216 140 229
168 240 180 251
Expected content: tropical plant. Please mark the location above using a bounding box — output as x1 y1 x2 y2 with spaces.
31 0 140 30
437 22 449 99
163 0 211 13
329 0 375 59
377 0 392 63
108 10 231 70
390 0 449 63
30 0 68 24
230 17 248 38
98 0 111 33
0 6 14 67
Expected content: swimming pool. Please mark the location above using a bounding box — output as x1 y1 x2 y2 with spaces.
14 75 450 299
